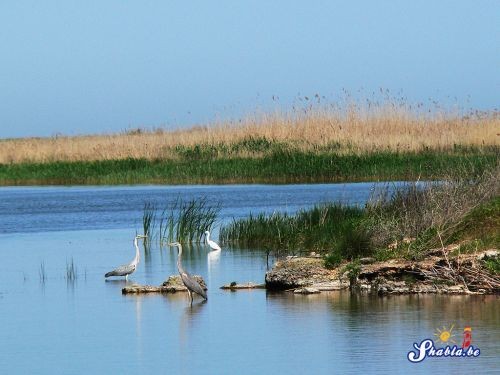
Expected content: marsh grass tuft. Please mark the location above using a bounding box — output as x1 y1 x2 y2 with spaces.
342 260 362 288
324 251 343 269
39 261 47 283
221 203 370 258
483 257 500 275
142 202 156 245
145 197 220 244
65 258 78 282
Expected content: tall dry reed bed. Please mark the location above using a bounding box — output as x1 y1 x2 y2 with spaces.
1 104 499 164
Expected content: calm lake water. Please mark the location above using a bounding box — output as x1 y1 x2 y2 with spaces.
0 184 498 374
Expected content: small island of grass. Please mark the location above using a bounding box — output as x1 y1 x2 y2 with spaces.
221 168 499 294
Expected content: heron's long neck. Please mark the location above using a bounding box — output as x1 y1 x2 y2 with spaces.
206 232 211 243
133 238 140 265
176 245 184 273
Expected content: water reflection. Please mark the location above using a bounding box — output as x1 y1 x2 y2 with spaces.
266 291 500 346
206 249 220 287
104 279 129 285
174 294 207 346
207 250 221 266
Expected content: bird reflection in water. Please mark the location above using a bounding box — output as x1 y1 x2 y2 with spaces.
207 249 221 285
134 295 144 358
205 230 222 285
179 298 207 347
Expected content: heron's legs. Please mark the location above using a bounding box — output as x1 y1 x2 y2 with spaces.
187 290 193 305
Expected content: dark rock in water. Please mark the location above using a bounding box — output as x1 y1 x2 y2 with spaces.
293 287 320 294
122 275 207 295
220 282 266 290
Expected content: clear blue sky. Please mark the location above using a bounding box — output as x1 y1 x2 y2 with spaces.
1 1 498 138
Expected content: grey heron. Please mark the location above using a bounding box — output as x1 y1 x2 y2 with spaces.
204 230 221 251
168 242 207 303
105 234 147 280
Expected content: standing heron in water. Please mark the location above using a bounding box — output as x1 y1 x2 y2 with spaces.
105 234 147 280
168 242 207 303
204 230 221 251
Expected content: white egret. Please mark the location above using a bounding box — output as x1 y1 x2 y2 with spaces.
204 230 221 251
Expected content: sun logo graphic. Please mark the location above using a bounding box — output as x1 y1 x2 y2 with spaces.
434 325 456 345
407 324 480 363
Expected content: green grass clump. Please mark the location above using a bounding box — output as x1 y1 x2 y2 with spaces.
447 197 500 249
324 251 343 269
483 257 500 274
342 260 362 288
142 202 156 242
221 203 371 259
174 136 287 161
145 197 220 244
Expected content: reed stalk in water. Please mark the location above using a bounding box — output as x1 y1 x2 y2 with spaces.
144 196 220 244
65 258 78 282
142 202 156 244
39 261 47 283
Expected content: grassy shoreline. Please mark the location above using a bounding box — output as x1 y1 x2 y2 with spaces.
0 148 497 185
221 170 499 267
2 105 498 185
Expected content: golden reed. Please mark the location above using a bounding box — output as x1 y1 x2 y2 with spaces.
1 106 498 164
